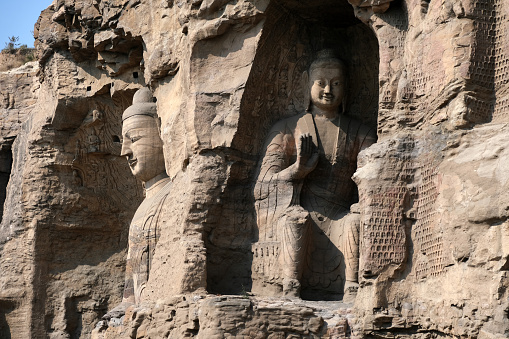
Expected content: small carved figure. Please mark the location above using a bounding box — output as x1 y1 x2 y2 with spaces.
92 109 103 122
253 95 263 117
279 82 288 98
73 140 82 161
279 65 289 81
255 50 376 300
72 169 83 187
87 132 101 153
102 87 171 320
267 88 275 110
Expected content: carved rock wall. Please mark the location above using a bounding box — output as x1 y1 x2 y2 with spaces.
1 5 145 336
349 0 509 337
0 62 39 222
0 61 40 339
1 0 509 338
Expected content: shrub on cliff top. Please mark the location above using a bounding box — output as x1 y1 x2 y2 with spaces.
0 37 36 72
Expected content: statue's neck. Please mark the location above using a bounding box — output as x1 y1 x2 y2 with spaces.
310 106 339 120
144 172 170 198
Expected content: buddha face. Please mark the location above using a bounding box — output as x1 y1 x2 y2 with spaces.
309 61 345 114
120 115 166 183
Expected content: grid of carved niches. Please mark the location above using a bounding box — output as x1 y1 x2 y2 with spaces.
409 53 429 101
362 187 407 273
471 0 496 88
397 45 445 124
465 95 494 123
413 156 444 280
363 209 406 267
378 8 407 110
468 0 509 123
492 1 509 122
252 241 281 284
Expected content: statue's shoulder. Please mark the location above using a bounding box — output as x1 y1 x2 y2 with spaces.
160 178 173 196
260 112 308 151
268 112 308 135
153 177 173 202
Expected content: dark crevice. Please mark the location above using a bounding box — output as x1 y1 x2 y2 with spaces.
0 139 14 224
500 257 509 271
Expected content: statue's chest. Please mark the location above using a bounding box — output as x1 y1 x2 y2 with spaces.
129 197 158 244
313 119 339 157
313 120 357 166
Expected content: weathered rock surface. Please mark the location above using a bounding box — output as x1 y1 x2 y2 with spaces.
0 61 40 338
93 295 353 339
0 0 509 338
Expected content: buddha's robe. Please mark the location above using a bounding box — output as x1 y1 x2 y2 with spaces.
255 112 375 297
123 177 172 304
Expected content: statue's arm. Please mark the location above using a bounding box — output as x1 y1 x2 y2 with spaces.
256 128 318 191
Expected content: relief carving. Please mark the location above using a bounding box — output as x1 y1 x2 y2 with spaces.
253 50 376 300
102 88 171 321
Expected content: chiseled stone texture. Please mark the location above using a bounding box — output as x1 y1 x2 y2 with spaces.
348 0 509 337
1 0 509 338
0 61 39 141
93 295 354 339
353 125 509 338
0 61 40 339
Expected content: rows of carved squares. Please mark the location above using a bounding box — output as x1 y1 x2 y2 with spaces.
466 0 509 97
366 250 405 261
253 244 280 258
416 263 444 279
375 258 405 266
365 217 403 229
416 236 438 251
473 0 502 15
414 222 434 239
416 189 438 206
420 238 443 254
414 219 435 239
472 0 509 91
371 235 404 245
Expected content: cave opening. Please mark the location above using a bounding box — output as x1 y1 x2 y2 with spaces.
206 0 380 300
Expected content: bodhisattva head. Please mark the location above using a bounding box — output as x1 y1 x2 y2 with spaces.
306 50 347 118
121 88 166 183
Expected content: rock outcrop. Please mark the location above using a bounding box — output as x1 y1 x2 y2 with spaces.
0 0 508 338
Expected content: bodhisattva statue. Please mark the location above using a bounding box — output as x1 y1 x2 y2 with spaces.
254 50 376 300
103 87 171 319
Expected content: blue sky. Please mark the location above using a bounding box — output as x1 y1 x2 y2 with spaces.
0 0 53 48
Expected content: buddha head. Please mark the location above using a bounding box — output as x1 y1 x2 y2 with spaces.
305 50 347 115
121 88 166 183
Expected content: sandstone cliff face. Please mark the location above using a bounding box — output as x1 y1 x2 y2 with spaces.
0 0 508 338
351 1 509 337
0 61 40 338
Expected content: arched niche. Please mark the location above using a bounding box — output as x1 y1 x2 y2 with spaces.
205 0 379 298
235 0 379 156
